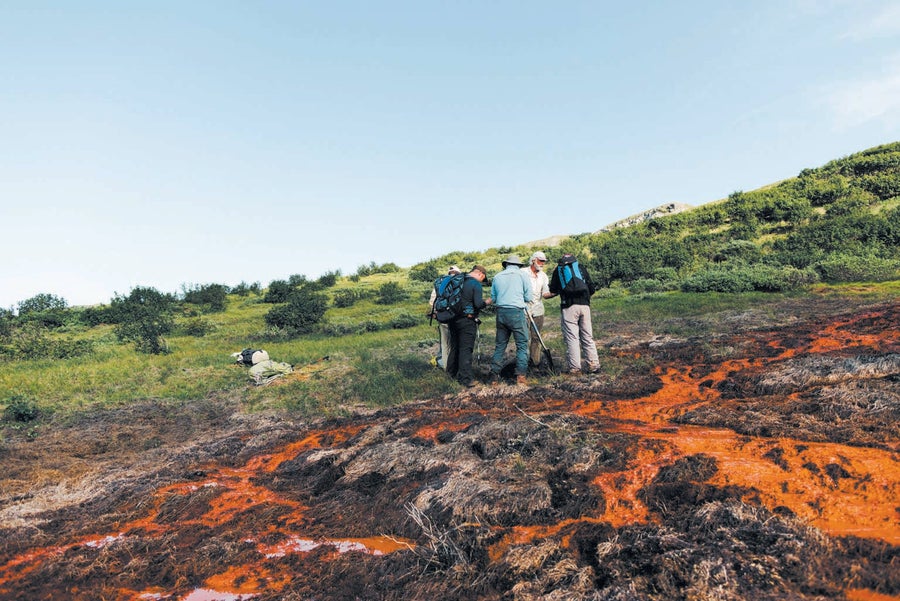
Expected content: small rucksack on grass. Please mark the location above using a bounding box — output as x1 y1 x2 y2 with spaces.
236 348 269 366
431 273 467 324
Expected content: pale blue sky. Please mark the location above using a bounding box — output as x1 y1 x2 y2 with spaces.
2 1 899 308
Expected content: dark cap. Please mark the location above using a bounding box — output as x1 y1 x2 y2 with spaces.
558 253 576 265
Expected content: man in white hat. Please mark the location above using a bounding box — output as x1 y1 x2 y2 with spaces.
521 251 555 369
489 254 532 385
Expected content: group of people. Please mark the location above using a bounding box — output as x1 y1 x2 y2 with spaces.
431 252 601 388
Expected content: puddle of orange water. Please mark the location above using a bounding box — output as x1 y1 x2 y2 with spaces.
414 421 471 442
846 589 900 601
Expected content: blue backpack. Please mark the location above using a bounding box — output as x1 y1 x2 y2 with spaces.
557 255 589 295
432 273 467 324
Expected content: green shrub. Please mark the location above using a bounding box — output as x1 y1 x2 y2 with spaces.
264 288 328 334
15 293 72 329
714 240 762 263
814 253 900 283
375 282 407 305
858 172 900 200
681 264 817 293
798 174 850 206
389 313 419 329
0 309 12 339
112 286 176 354
181 317 215 337
17 293 67 316
682 269 753 293
356 262 401 277
409 262 440 283
182 283 228 313
230 281 261 296
826 197 869 217
263 280 294 303
2 395 39 423
627 278 675 294
0 323 94 361
78 305 115 327
332 289 362 308
316 270 341 288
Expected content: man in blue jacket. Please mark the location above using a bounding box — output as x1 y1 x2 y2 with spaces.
489 254 532 385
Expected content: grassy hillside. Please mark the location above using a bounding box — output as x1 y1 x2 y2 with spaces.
2 142 899 427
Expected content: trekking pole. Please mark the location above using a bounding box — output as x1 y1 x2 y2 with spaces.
474 319 482 361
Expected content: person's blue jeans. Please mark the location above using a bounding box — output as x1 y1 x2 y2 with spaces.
491 307 530 376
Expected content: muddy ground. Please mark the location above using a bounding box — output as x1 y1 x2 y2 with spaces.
0 296 898 600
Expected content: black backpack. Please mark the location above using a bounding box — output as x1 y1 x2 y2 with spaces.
432 273 467 324
556 255 589 295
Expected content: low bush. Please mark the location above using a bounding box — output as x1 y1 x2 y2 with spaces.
627 278 676 294
409 262 441 283
78 305 115 327
389 313 419 329
112 286 176 355
230 281 261 296
815 253 900 283
316 270 341 288
0 324 94 361
182 283 228 313
356 262 401 277
332 289 363 308
181 317 215 337
375 282 407 305
263 280 294 303
2 394 40 423
682 264 818 293
264 288 328 335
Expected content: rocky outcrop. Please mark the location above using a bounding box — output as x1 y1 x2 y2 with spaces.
596 202 694 232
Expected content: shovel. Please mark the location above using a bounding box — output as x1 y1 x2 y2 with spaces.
526 311 555 373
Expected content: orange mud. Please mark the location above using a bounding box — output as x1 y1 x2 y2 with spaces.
0 423 414 599
1 302 898 600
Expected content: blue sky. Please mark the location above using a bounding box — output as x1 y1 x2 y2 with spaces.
2 1 899 308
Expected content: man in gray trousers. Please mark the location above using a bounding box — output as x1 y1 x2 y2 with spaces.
548 253 600 374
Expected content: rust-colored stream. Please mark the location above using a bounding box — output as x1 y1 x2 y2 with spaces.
0 306 897 600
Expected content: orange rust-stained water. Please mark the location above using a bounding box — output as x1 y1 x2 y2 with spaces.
577 312 900 545
0 425 415 600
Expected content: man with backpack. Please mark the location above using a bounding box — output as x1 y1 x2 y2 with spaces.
428 265 462 369
489 254 532 385
549 253 600 374
445 265 491 387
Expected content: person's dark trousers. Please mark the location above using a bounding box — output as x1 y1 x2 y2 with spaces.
447 316 479 385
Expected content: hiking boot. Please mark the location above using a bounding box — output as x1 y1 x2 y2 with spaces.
586 364 600 373
568 369 582 376
464 381 479 388
516 374 527 385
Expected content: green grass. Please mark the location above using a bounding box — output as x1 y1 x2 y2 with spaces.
2 278 898 421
